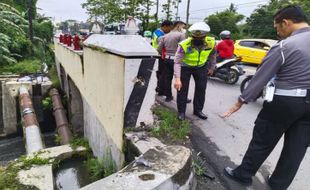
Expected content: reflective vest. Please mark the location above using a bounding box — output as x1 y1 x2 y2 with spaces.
179 37 215 67
152 29 164 49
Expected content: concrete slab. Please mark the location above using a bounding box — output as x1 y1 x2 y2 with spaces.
83 34 158 57
28 144 86 160
125 132 165 154
18 165 53 190
81 146 192 190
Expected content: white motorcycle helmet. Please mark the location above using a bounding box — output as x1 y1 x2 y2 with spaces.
220 30 231 39
188 22 210 38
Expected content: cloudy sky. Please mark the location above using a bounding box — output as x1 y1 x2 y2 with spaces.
37 0 269 23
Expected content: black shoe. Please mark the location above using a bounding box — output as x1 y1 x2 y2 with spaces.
223 167 252 186
178 113 185 120
165 96 173 102
193 111 208 120
186 98 192 103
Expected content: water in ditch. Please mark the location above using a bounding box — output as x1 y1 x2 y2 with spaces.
54 157 92 190
0 132 56 166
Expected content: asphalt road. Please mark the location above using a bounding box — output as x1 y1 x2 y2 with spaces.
157 65 310 190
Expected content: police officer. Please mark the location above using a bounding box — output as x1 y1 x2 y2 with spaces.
174 22 216 120
152 20 173 95
157 21 186 102
222 6 310 190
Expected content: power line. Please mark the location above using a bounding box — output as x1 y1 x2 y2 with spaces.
179 3 268 20
179 0 269 14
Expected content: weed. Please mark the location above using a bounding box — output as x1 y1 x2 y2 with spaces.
192 157 206 176
152 106 190 140
18 154 50 170
102 149 117 177
54 134 61 145
0 153 49 189
48 65 60 89
69 136 90 151
85 149 117 182
42 97 52 110
85 158 105 181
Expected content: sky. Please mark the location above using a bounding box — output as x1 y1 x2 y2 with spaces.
36 0 270 23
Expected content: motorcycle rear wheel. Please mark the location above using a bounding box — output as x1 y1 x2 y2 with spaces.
225 68 239 84
240 75 253 93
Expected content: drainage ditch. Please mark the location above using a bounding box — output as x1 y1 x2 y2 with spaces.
54 157 92 190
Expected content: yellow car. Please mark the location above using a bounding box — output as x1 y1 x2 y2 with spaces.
234 39 277 65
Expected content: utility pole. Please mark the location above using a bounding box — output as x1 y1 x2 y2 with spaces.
186 0 190 29
124 0 127 22
155 0 159 22
146 0 150 28
175 0 180 21
166 0 171 20
28 0 33 42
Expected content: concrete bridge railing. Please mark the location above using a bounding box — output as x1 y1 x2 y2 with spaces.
54 34 158 169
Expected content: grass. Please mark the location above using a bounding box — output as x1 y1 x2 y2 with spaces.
0 58 41 75
68 136 103 174
152 106 190 141
18 154 50 170
85 149 117 182
69 136 90 151
70 137 117 182
48 65 60 89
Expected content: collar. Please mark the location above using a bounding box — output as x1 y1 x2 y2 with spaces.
190 39 209 50
291 26 310 36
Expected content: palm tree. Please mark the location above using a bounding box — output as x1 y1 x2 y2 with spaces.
0 3 28 64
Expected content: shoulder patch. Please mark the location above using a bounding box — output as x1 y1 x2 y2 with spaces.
154 29 164 38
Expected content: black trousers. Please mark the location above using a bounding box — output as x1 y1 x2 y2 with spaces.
162 59 174 98
177 64 208 114
156 58 165 95
234 95 310 190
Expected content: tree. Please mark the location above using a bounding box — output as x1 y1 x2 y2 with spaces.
33 17 53 42
162 0 179 20
205 4 244 39
139 0 155 30
82 0 155 30
245 0 291 39
82 0 123 24
0 2 54 66
291 0 310 19
0 3 29 64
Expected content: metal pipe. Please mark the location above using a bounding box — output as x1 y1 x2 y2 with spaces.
19 86 44 154
49 88 72 144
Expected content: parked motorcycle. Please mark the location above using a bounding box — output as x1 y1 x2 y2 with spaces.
210 57 244 84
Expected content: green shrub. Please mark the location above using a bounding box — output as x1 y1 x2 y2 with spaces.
0 59 41 74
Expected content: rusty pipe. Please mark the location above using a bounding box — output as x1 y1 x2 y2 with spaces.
19 86 44 154
49 88 72 144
